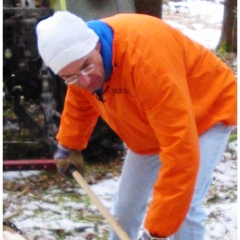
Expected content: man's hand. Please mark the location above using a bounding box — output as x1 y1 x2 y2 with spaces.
138 230 169 240
54 145 84 177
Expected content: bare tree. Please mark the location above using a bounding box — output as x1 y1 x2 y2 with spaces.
217 0 237 53
134 0 163 18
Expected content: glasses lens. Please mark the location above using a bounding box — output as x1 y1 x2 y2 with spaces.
63 64 94 85
81 64 94 75
65 75 78 85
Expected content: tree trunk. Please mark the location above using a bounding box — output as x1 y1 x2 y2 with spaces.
134 0 162 18
217 0 237 53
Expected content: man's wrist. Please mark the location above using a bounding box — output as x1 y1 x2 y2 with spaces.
141 229 169 240
54 144 70 159
58 143 70 151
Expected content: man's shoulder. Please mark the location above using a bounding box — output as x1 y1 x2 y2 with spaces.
102 13 164 29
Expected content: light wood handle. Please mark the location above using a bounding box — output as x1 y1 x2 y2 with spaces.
72 170 131 240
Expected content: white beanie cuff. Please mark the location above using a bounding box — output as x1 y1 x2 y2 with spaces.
49 32 99 74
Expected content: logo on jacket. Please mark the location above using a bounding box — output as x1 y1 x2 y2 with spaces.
111 88 132 96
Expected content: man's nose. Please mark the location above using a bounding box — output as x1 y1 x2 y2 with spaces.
79 75 91 87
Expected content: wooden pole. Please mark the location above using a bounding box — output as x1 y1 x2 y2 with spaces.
70 167 131 240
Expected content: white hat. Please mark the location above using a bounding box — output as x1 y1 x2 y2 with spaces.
36 11 99 74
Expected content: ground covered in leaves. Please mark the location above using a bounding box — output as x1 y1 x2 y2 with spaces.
3 133 237 240
3 159 123 240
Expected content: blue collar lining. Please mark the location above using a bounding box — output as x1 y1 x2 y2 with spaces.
87 20 113 83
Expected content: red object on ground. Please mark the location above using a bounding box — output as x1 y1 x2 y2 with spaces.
3 159 56 171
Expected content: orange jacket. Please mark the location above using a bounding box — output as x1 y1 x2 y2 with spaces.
57 14 237 237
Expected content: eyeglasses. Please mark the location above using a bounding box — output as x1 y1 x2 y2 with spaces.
63 64 95 85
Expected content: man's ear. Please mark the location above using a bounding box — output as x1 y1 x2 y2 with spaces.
96 42 101 51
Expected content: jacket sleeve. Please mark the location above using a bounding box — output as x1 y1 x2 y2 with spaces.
136 71 200 237
56 85 99 150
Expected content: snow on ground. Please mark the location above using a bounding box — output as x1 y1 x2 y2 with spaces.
3 138 237 239
164 0 224 49
204 147 237 240
3 1 238 239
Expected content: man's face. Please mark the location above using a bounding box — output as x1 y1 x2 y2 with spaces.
58 43 105 92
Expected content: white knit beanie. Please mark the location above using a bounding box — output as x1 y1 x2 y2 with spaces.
36 11 99 74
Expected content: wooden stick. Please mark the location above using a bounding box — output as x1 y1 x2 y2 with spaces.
15 186 30 198
3 211 20 221
71 168 131 240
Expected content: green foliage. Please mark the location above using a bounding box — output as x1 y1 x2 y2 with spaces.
229 134 237 142
216 42 232 59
